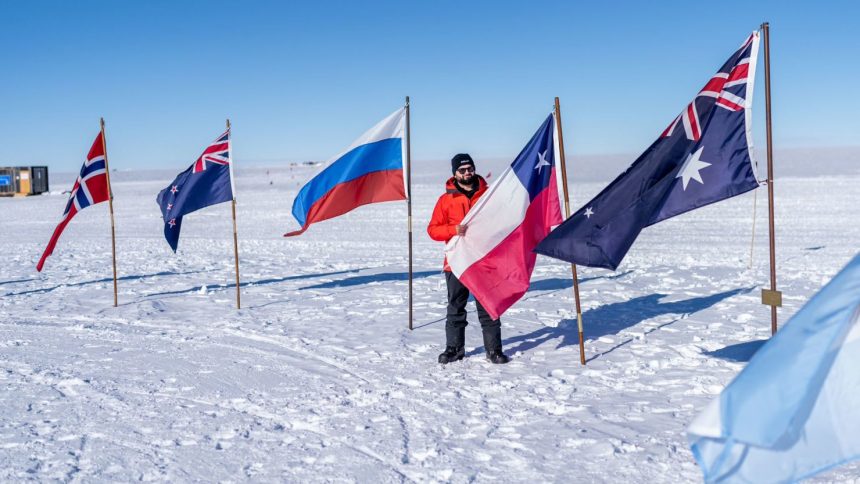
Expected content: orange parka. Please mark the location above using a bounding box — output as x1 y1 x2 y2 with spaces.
427 175 489 271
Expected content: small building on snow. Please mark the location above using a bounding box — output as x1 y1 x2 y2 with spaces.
0 166 49 197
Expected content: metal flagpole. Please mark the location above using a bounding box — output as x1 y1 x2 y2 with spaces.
406 96 414 331
760 23 781 334
100 118 119 307
554 97 586 365
227 118 241 309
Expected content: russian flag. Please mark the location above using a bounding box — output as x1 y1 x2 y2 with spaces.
285 108 407 236
445 114 563 320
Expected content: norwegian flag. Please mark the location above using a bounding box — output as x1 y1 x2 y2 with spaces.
37 132 111 271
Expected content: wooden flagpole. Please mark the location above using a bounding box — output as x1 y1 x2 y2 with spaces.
227 118 241 309
554 97 586 365
761 23 781 334
100 118 119 307
406 97 414 330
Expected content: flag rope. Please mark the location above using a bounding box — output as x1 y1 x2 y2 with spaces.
749 188 757 269
227 118 241 309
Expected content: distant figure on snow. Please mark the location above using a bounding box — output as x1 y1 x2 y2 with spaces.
427 153 510 365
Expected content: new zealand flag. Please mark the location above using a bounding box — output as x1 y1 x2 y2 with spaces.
156 129 233 252
535 31 762 270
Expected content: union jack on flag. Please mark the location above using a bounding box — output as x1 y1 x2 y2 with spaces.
156 127 235 252
192 130 230 173
535 31 762 270
662 33 756 141
37 132 112 271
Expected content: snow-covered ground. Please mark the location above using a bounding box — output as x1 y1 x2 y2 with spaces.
1 163 858 482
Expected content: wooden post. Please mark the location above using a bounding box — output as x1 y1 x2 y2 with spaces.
760 23 781 335
100 118 119 307
554 98 586 365
227 119 241 309
406 97 414 330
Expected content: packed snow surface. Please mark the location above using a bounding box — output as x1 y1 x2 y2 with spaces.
1 164 858 482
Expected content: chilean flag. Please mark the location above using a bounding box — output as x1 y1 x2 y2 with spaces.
285 108 406 236
445 114 563 320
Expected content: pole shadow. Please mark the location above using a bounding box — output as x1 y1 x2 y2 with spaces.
2 269 214 297
523 270 634 294
0 277 38 287
144 268 365 298
498 287 755 358
298 270 438 290
704 339 767 362
412 270 635 331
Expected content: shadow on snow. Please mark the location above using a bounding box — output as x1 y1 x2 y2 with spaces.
704 339 767 362
494 287 754 359
413 270 635 330
143 268 366 298
2 270 213 297
524 270 634 292
0 277 39 287
298 271 438 290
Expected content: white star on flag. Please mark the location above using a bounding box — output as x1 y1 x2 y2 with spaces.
534 150 551 173
584 207 594 218
677 146 711 190
170 185 179 194
168 218 176 228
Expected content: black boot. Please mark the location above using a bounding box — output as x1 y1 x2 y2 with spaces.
438 346 465 364
481 324 509 364
440 323 465 364
486 350 510 364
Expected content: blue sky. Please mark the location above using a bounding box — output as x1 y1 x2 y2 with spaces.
1 1 857 172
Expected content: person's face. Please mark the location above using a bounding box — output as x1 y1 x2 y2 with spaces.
454 164 475 184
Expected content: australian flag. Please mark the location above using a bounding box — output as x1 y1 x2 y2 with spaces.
535 31 762 270
156 129 233 252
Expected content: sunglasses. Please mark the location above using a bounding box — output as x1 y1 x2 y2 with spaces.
456 166 475 174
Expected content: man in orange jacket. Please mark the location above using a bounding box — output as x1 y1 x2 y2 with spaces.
427 153 510 365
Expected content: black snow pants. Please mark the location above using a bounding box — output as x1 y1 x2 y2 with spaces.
445 271 503 353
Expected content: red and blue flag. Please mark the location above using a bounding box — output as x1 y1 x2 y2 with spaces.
445 114 563 320
285 108 406 236
37 132 111 271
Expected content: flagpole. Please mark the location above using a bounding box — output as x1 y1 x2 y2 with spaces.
227 118 241 309
100 118 119 307
554 97 586 365
406 96 414 331
761 23 781 335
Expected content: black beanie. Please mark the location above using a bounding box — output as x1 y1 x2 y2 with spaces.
451 153 475 173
